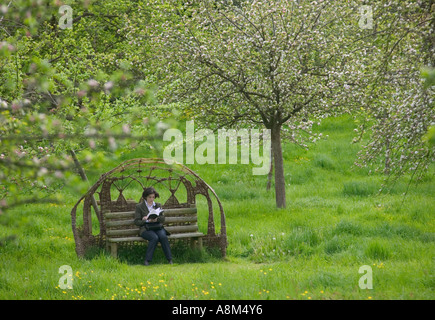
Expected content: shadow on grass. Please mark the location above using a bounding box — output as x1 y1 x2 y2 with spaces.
83 242 223 266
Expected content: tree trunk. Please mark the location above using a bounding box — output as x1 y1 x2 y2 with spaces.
69 150 101 222
271 125 286 208
384 138 391 175
266 149 273 191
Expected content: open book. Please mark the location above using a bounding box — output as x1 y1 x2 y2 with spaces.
146 207 164 220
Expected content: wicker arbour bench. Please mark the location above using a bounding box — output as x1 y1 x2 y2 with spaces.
71 158 227 258
104 206 204 258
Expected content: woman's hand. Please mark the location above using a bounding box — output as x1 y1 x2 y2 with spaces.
143 216 157 222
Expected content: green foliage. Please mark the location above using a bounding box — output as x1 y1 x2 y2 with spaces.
364 240 392 260
423 126 435 147
313 154 335 171
343 181 379 197
0 0 166 211
421 67 435 89
0 116 434 300
324 235 348 255
334 220 365 236
0 1 434 300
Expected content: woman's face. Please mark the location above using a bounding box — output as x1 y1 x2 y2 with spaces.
146 193 155 205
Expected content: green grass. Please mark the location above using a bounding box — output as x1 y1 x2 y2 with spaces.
0 115 434 300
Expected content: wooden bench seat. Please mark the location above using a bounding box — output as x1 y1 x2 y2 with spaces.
104 206 204 258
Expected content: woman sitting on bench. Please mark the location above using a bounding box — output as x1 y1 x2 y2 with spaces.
134 187 173 266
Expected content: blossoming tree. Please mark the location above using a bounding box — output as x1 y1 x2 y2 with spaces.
352 1 434 189
145 0 376 208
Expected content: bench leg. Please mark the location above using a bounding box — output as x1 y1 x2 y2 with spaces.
110 243 118 258
190 237 203 250
197 237 203 250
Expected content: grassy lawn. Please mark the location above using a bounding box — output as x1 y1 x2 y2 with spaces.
0 115 434 300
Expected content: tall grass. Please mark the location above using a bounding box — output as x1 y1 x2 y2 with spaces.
0 115 434 300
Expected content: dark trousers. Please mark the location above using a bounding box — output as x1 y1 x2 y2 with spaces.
140 229 172 262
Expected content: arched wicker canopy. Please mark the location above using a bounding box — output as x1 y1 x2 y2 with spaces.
71 158 227 258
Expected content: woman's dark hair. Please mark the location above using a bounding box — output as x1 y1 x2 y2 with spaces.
142 187 159 200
